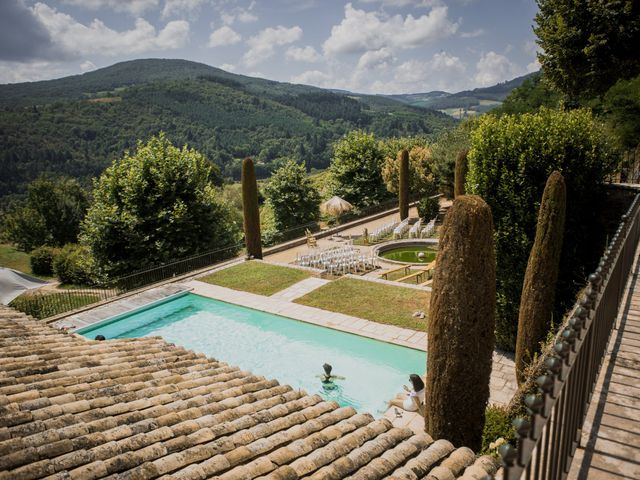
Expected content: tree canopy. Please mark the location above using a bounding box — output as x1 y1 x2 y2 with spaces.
3 175 88 252
81 133 240 277
534 0 640 101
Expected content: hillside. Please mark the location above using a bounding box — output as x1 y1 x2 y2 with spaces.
386 72 537 117
0 59 455 200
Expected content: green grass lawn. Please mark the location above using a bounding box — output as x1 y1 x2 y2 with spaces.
294 277 429 331
0 244 33 274
199 261 312 296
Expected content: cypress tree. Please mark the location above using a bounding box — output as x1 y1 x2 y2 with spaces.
425 195 496 450
515 171 566 384
241 157 262 259
454 149 468 198
399 149 410 220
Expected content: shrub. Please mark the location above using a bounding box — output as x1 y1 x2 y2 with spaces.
481 405 515 456
425 195 496 451
381 141 435 196
399 149 410 220
467 108 617 350
241 157 262 259
53 244 96 285
10 292 101 320
516 171 566 384
417 196 439 222
30 246 59 276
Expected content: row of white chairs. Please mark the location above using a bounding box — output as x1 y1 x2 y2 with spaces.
295 246 379 275
421 218 437 238
409 218 423 238
368 220 399 243
393 218 411 239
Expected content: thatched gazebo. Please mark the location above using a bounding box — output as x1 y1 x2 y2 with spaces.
320 196 353 216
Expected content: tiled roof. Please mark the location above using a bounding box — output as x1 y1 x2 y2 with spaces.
0 306 498 480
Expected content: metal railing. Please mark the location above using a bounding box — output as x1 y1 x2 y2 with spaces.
498 192 640 480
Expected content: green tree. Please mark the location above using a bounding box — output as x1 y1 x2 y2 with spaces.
81 133 240 277
264 159 320 233
602 74 640 151
430 119 476 197
398 149 410 221
381 145 435 197
534 0 640 102
496 72 561 115
466 108 616 350
329 130 388 207
515 171 566 384
425 195 496 450
4 175 88 252
242 157 263 259
454 149 468 198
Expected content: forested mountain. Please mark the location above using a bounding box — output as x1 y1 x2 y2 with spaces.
0 59 455 200
386 72 537 115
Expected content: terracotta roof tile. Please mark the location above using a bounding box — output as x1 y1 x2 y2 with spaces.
0 306 497 479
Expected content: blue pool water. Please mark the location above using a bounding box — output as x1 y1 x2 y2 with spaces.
79 293 425 415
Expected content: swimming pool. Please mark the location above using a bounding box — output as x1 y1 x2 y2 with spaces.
79 293 425 415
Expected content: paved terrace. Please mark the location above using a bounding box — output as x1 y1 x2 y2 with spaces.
568 248 640 480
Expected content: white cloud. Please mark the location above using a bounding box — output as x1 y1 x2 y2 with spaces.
32 3 190 57
243 25 302 67
323 3 457 55
0 60 73 84
370 51 467 93
285 45 321 63
358 0 441 7
356 48 393 70
80 60 97 71
220 63 236 72
291 69 332 87
460 28 484 38
208 25 241 47
474 51 523 87
221 2 258 25
61 0 159 16
161 0 209 19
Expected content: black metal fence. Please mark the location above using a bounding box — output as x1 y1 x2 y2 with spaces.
498 192 640 480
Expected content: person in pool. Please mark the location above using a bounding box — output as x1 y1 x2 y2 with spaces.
316 363 345 383
388 374 425 413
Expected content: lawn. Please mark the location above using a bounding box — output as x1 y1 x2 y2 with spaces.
294 277 429 331
198 261 312 296
0 244 33 274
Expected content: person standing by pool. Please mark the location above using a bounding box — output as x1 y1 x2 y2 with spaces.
388 374 425 413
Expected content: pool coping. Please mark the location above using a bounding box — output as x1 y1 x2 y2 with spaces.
185 279 428 352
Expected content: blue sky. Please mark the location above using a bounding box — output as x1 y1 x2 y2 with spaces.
0 0 540 93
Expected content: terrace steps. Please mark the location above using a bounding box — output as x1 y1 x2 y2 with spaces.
0 305 497 480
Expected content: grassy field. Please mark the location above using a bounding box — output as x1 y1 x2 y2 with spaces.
199 261 311 296
295 277 429 331
0 244 33 274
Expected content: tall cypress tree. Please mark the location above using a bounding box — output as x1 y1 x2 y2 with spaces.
425 195 496 450
454 149 468 198
241 157 262 259
515 171 566 384
399 149 410 220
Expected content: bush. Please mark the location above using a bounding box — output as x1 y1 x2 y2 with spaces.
381 141 435 196
467 108 617 350
481 405 515 456
30 246 59 276
10 292 101 320
53 244 96 285
417 196 440 222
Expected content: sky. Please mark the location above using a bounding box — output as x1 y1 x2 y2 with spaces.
0 0 541 94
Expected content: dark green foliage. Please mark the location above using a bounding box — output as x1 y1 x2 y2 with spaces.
30 246 59 276
467 108 616 350
264 160 321 233
516 172 566 384
329 130 389 207
81 133 241 277
430 120 476 197
495 72 562 115
10 291 100 320
417 196 439 222
534 0 640 101
454 149 468 198
53 244 96 285
399 150 410 220
3 175 89 252
0 59 455 199
603 74 640 150
425 195 496 450
481 405 515 455
241 158 262 259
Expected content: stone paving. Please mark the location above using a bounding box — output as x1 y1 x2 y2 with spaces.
270 277 331 301
568 252 640 480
